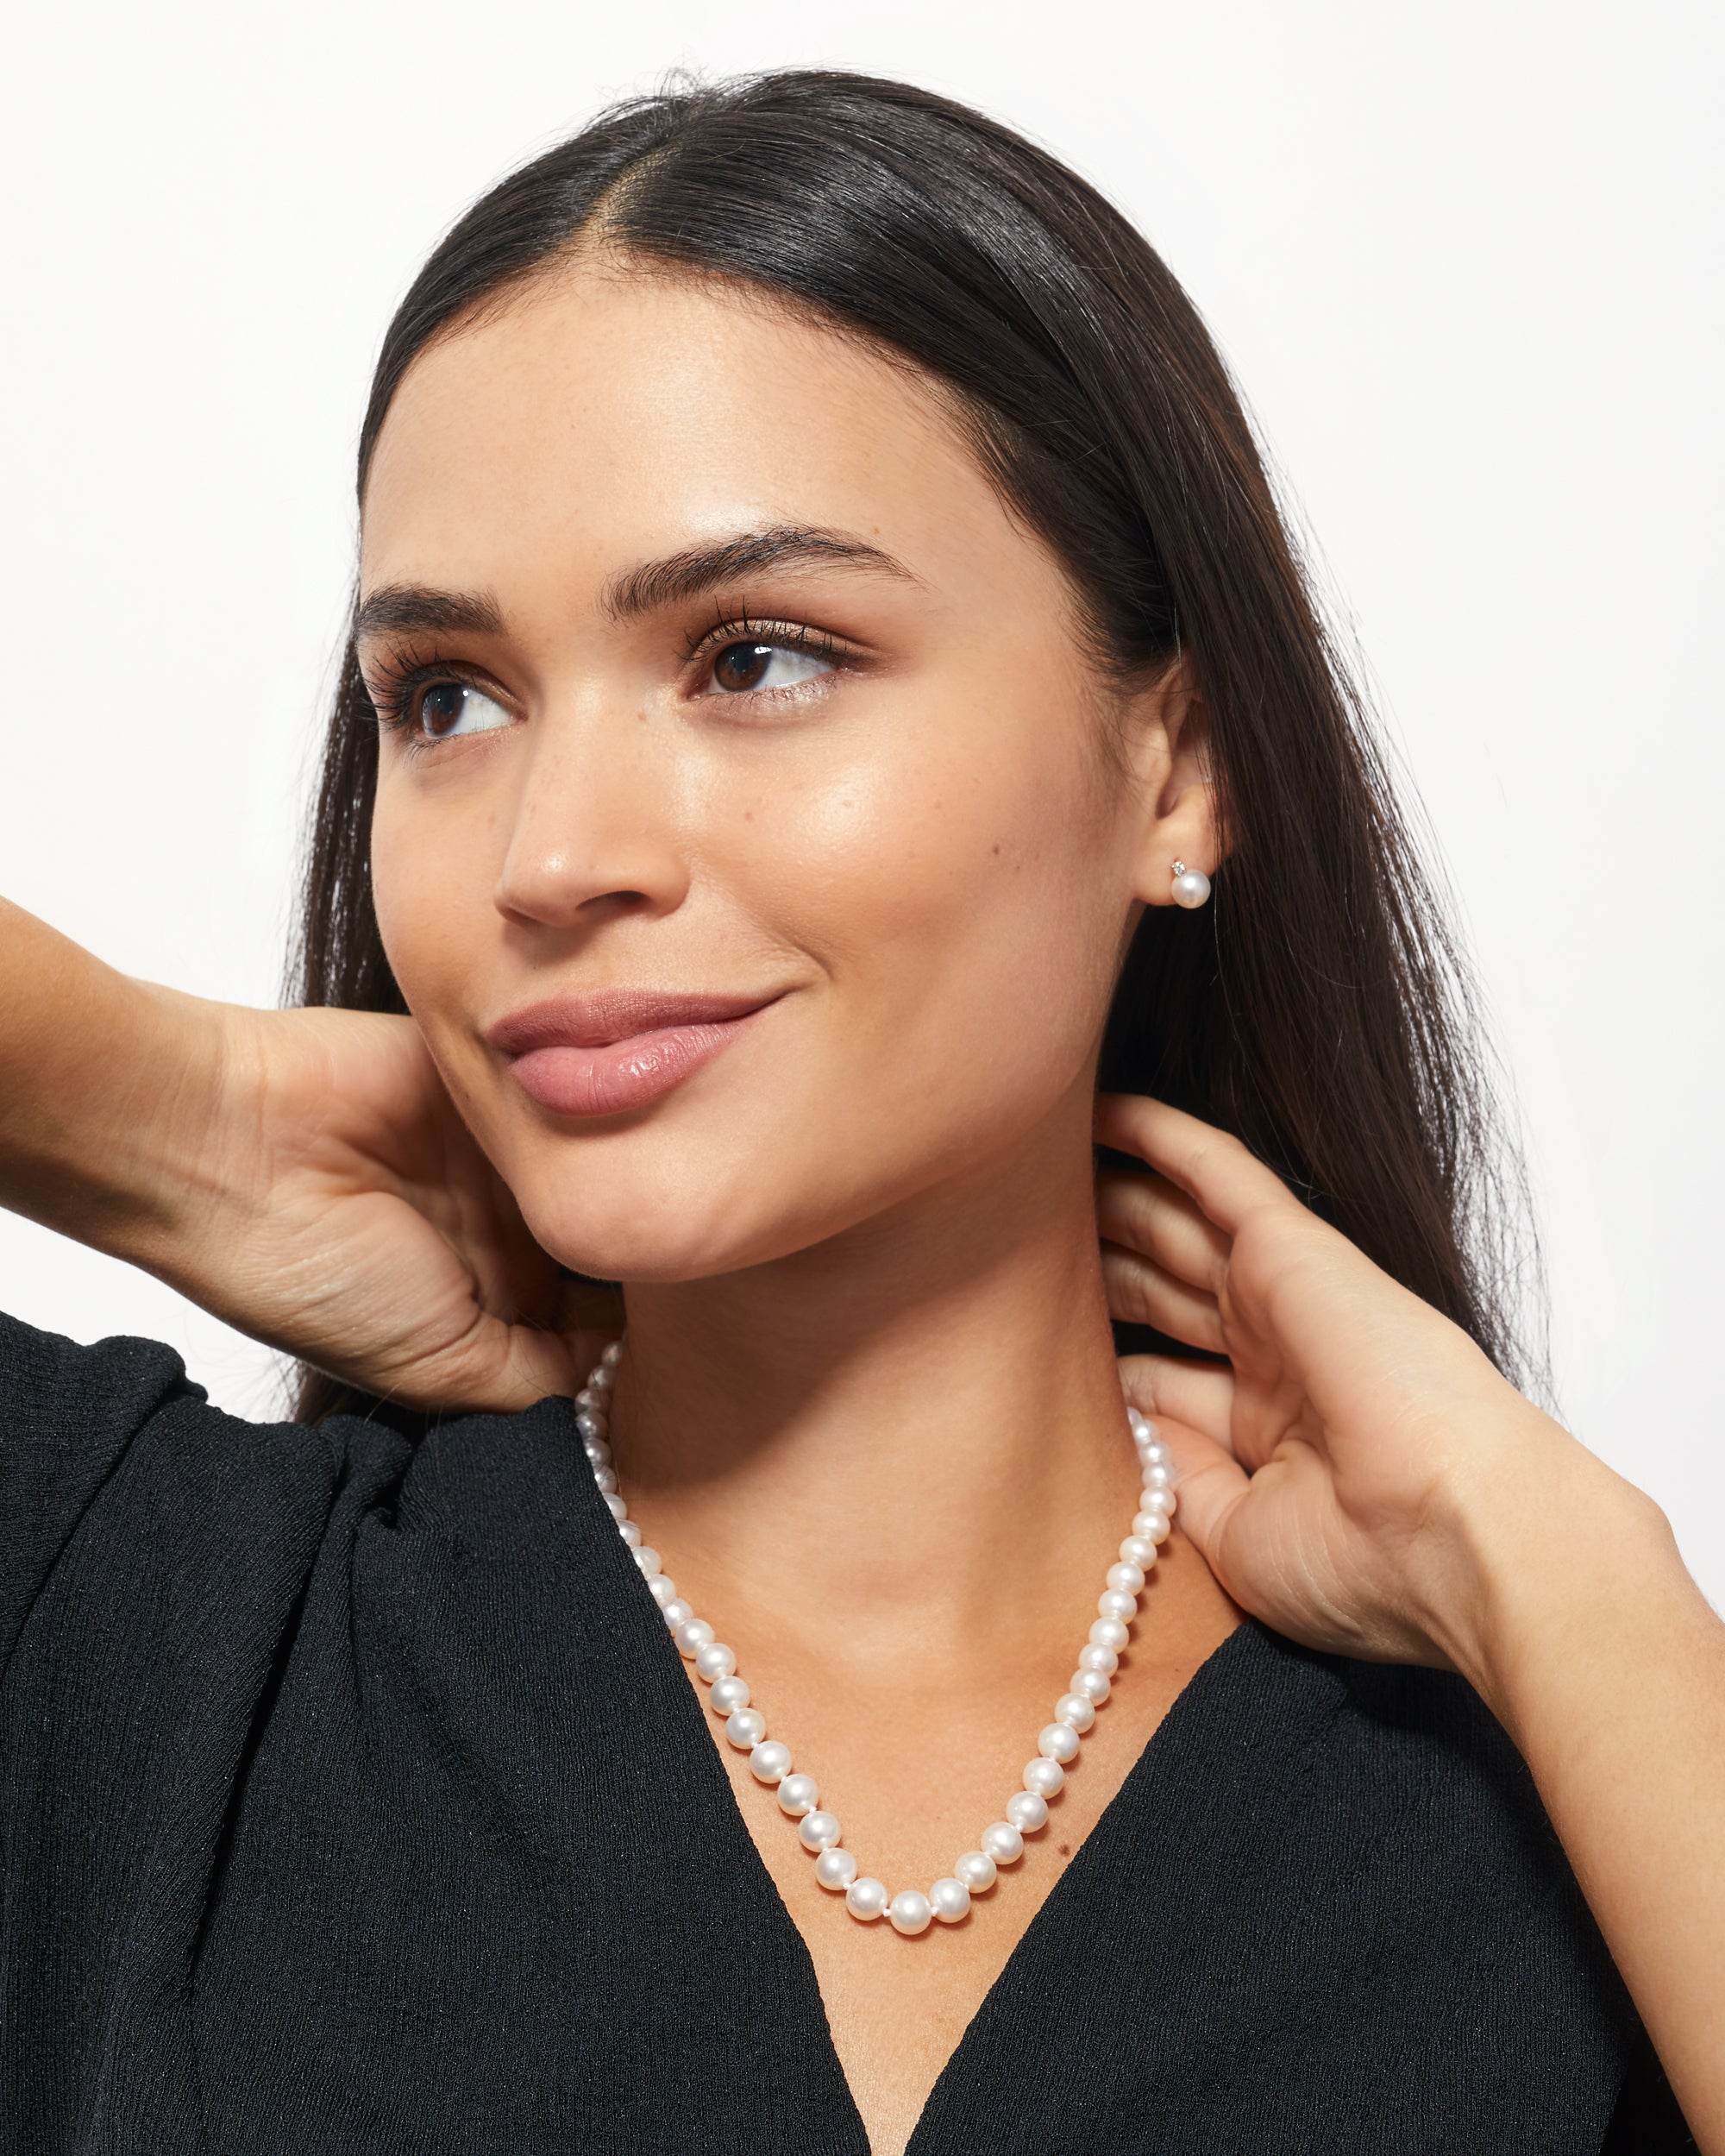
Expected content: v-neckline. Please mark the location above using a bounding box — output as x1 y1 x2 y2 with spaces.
898 1616 1265 2151
608 1439 1272 2156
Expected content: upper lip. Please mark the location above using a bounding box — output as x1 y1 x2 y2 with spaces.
486 987 781 1055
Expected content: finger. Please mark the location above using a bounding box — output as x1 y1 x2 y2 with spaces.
1095 1167 1231 1295
1095 1092 1295 1237
1101 1242 1226 1355
1143 1419 1251 1570
1116 1351 1236 1450
370 1313 583 1415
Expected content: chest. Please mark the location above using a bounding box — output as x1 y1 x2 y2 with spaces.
9 1457 1640 2154
170 1562 1634 2154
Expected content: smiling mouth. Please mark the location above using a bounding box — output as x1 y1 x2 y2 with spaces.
486 989 783 1118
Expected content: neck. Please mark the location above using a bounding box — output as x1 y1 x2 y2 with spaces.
610 1086 1141 1654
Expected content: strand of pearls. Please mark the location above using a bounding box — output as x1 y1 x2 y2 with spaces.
574 1341 1176 1936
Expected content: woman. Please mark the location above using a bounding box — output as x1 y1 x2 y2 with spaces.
1 68 1718 2155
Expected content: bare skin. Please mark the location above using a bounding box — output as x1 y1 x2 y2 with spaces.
1 249 1721 2153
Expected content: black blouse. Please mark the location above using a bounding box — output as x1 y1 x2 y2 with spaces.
0 1314 1693 2153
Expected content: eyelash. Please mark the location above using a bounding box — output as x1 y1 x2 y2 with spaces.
362 613 855 749
681 607 848 678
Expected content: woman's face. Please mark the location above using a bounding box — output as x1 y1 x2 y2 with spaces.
361 264 1192 1282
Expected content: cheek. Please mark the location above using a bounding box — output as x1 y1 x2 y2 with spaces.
368 783 493 1024
743 707 1128 1102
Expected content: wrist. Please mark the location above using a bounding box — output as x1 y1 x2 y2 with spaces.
1408 1411 1681 1732
2 957 231 1260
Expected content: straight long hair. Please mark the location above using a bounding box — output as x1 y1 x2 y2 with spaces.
292 69 1543 1421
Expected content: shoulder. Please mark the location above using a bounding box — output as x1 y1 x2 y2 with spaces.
0 1310 417 1674
1165 1623 1640 2084
1243 1621 1586 1895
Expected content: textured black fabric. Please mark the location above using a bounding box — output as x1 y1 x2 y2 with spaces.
0 1311 1692 2153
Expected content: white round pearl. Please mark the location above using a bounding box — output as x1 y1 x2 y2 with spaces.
618 1520 643 1549
602 1492 628 1521
800 1810 843 1851
593 1466 618 1495
600 1341 622 1368
724 1708 767 1749
708 1674 750 1714
647 1573 679 1608
1054 1692 1096 1731
1173 866 1211 908
1126 1405 1152 1435
1120 1536 1159 1569
889 1890 933 1936
1038 1721 1080 1763
1141 1461 1172 1491
845 1876 889 1921
1097 1589 1138 1623
979 1821 1025 1865
662 1598 693 1629
1089 1617 1130 1652
674 1619 715 1657
750 1740 793 1784
929 1876 971 1923
574 1410 605 1442
953 1849 998 1892
1071 1667 1112 1705
1078 1643 1119 1676
1107 1562 1145 1595
815 1847 858 1892
1133 1511 1172 1545
632 1546 662 1579
1005 1791 1049 1832
1022 1757 1065 1799
694 1642 737 1683
574 1386 604 1411
777 1772 819 1817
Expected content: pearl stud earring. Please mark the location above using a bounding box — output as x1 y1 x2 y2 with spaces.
1170 859 1211 909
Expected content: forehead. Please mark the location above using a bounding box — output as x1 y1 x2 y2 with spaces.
358 266 1046 608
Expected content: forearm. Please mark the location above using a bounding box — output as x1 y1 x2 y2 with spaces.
1440 1432 1725 2147
0 898 229 1262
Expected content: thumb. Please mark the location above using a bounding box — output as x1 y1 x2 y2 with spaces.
380 1313 583 1416
1151 1424 1251 1571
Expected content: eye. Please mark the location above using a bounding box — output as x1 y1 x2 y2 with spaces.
707 639 834 695
412 679 512 740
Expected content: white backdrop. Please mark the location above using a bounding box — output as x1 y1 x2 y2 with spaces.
3 1 1720 1598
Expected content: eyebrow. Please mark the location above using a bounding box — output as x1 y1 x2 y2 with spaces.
601 525 919 622
354 525 917 648
354 585 505 642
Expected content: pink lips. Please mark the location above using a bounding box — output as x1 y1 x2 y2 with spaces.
487 987 780 1118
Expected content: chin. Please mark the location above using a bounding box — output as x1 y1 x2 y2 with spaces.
511 1153 825 1286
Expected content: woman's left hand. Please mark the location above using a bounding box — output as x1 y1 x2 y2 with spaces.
1095 1091 1725 2144
1093 1090 1642 1680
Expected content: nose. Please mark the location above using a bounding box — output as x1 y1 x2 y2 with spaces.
492 719 692 931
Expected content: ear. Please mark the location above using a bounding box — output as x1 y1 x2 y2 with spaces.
1118 657 1223 907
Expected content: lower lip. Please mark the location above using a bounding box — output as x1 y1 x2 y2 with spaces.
505 1008 770 1118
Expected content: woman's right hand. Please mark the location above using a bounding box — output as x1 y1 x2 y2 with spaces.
176 1000 621 1410
0 899 618 1411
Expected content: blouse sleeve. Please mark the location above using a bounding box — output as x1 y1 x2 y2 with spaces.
0 1309 344 1681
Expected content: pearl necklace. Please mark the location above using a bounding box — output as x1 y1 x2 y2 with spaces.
574 1340 1176 1936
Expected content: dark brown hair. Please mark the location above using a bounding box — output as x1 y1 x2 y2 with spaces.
291 68 1542 1421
